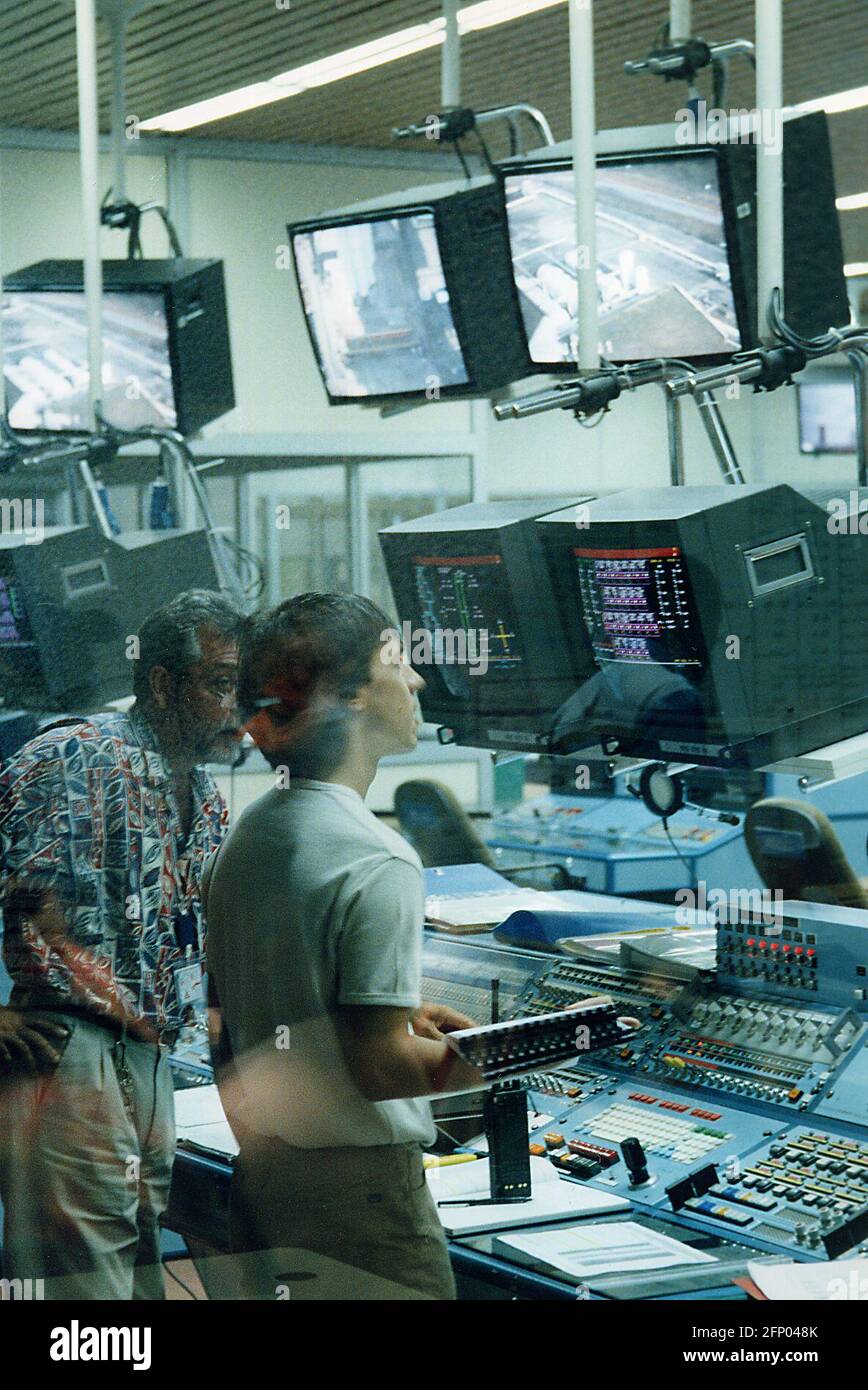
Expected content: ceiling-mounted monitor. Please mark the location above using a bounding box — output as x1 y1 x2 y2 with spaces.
498 113 848 370
503 147 742 366
290 178 530 405
2 259 235 436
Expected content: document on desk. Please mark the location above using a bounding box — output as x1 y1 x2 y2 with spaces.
494 1221 716 1280
174 1083 239 1158
428 1156 629 1235
747 1257 868 1301
425 887 571 931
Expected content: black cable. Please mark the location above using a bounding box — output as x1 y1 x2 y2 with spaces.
164 1260 202 1300
451 139 472 181
662 815 695 881
472 127 496 177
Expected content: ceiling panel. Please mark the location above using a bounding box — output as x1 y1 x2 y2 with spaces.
0 0 864 262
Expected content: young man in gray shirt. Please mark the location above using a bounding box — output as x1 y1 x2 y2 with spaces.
204 593 484 1299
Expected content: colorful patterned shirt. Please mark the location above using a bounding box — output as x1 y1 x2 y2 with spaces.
0 706 228 1039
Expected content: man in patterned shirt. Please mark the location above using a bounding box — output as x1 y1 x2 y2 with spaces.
0 588 244 1299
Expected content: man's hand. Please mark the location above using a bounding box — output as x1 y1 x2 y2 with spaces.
412 1002 475 1040
0 1006 69 1073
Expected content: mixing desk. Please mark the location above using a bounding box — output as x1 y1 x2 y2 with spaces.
417 908 868 1268
162 903 868 1294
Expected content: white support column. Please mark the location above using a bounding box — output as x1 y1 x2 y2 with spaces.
669 0 692 42
106 5 129 200
756 0 784 343
441 0 461 108
75 0 104 431
569 0 600 370
0 147 5 417
470 398 490 502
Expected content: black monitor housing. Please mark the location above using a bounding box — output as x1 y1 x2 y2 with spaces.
379 499 595 752
0 524 220 710
289 178 531 405
497 112 848 371
2 259 235 436
538 485 868 768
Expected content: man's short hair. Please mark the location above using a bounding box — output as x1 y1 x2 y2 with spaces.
132 590 246 703
240 592 390 777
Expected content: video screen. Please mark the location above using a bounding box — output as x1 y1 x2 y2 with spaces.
0 573 35 647
412 553 524 702
799 378 858 454
504 152 742 363
575 546 704 671
293 212 469 399
2 290 176 431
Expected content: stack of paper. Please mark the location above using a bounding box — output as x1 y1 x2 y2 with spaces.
427 1155 629 1235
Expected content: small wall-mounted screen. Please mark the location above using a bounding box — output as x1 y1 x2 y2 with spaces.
798 377 858 455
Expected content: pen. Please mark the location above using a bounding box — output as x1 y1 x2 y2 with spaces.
423 1153 481 1169
437 1196 532 1207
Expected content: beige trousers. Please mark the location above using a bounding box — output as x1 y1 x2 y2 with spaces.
231 1137 457 1301
0 1013 174 1300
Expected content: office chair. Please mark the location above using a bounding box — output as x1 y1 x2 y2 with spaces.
744 797 868 910
393 779 571 890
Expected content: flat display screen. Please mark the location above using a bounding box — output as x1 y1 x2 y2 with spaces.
0 573 35 647
2 289 176 431
411 553 524 704
293 211 469 400
575 545 704 671
798 378 858 455
503 151 742 364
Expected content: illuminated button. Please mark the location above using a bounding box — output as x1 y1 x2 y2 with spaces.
529 1143 546 1157
543 1132 564 1149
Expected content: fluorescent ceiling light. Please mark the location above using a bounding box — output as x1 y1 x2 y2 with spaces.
270 20 447 93
139 83 283 132
837 191 868 212
844 262 868 278
459 0 565 33
140 0 568 133
791 84 868 117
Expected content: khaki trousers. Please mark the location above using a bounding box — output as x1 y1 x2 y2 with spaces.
231 1138 457 1301
0 1013 175 1300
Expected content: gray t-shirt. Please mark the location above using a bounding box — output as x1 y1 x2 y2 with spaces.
205 778 436 1149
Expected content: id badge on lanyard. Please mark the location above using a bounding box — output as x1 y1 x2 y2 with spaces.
173 910 204 1011
173 956 205 1010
